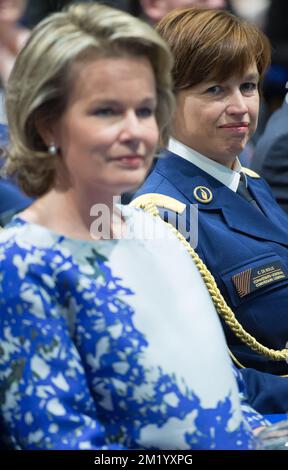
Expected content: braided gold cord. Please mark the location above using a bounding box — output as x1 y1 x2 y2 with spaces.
136 201 288 363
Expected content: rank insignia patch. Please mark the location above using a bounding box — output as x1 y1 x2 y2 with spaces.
193 186 213 204
232 261 288 298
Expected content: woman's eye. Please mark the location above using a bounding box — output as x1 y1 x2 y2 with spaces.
92 108 117 117
90 105 156 118
136 107 155 118
241 82 257 93
206 85 223 95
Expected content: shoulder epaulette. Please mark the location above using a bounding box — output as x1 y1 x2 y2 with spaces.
131 193 186 214
242 167 260 178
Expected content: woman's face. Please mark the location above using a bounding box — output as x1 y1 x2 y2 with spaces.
172 65 259 167
51 56 159 198
0 0 26 25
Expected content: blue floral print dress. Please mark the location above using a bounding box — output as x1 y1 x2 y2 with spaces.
0 206 264 449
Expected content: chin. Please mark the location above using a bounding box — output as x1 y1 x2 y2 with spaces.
113 180 145 199
226 142 246 157
127 175 148 191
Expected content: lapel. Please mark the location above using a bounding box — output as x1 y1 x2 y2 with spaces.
155 150 288 246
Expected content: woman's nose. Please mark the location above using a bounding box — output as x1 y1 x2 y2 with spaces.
120 111 143 141
226 91 248 115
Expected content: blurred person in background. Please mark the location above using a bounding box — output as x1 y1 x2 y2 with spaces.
23 0 130 27
249 1 288 211
0 0 29 87
128 0 226 23
261 0 288 115
229 0 270 29
250 97 288 213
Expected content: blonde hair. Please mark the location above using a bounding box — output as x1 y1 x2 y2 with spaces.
5 3 174 197
156 7 271 91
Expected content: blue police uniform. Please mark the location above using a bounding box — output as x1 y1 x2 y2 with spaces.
133 148 288 414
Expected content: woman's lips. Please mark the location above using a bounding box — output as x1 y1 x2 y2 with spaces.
110 155 145 167
218 123 249 133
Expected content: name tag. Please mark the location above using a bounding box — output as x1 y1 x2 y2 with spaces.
232 261 288 298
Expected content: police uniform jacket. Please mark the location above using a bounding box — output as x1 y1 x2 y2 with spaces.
133 146 288 414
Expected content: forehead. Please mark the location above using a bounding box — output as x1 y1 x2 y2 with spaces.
205 63 259 84
68 56 156 101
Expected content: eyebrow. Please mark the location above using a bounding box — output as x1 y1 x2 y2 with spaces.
89 96 157 106
244 73 260 81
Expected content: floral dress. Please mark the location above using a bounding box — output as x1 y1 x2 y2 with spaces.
0 206 264 449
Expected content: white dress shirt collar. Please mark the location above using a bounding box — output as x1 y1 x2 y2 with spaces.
168 137 246 192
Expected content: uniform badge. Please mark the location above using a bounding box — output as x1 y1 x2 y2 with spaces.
232 261 288 298
193 186 213 204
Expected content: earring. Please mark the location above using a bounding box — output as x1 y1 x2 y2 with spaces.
48 143 58 155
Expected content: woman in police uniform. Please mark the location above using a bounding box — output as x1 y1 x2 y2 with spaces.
133 7 288 415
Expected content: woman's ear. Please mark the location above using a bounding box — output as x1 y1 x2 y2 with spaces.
35 111 58 148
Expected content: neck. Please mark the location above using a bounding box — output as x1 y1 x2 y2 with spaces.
169 136 237 169
20 188 126 240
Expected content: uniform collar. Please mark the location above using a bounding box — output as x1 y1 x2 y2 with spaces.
155 148 288 246
168 137 244 192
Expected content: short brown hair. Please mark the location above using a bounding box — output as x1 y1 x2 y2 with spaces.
4 3 173 197
156 7 271 91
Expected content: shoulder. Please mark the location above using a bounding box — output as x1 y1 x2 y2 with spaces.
0 223 26 250
0 221 73 274
0 225 42 279
0 221 55 249
129 194 197 246
130 193 186 214
134 170 175 198
242 167 276 195
134 156 188 199
121 202 180 241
